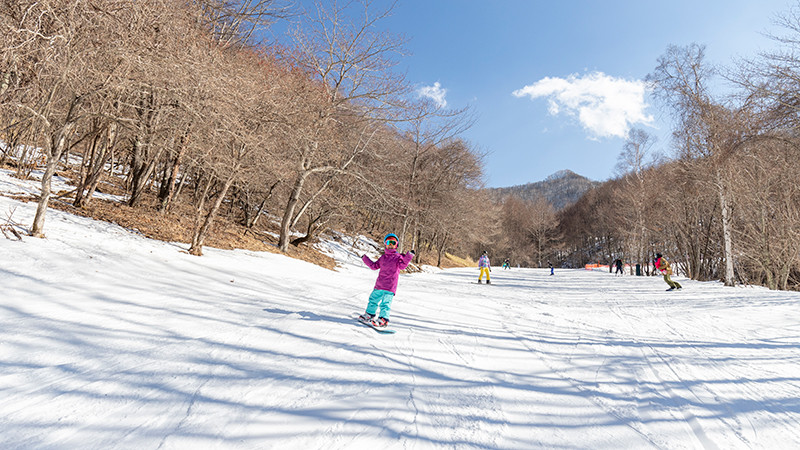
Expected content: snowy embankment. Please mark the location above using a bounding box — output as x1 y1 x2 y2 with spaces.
2 168 800 449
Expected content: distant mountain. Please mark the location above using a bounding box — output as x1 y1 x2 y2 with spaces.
489 170 599 210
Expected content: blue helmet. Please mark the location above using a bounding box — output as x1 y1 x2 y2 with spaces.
384 233 398 243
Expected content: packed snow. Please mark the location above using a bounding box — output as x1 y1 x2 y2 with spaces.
2 167 800 449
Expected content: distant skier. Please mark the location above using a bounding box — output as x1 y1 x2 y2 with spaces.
549 261 554 276
502 258 510 270
614 258 624 276
478 251 491 284
358 233 415 328
655 253 682 291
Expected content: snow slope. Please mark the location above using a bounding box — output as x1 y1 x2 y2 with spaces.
2 168 800 449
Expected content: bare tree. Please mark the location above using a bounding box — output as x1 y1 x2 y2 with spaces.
0 0 126 237
648 44 745 286
527 196 557 268
614 128 658 270
394 97 474 251
186 47 288 255
408 139 489 266
275 0 410 252
556 181 621 268
72 105 121 208
192 0 293 47
730 135 800 289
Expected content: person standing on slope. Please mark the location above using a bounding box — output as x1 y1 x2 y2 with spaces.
478 251 491 284
358 233 415 328
655 253 682 291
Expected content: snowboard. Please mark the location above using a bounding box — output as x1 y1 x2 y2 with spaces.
355 315 396 334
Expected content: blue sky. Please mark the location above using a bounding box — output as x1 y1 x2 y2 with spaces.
274 0 795 187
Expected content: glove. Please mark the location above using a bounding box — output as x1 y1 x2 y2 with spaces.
410 249 415 254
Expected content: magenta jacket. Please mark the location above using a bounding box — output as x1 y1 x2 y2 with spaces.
362 248 414 293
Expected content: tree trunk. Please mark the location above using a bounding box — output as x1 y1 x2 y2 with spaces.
0 70 13 98
127 139 164 207
246 180 280 228
399 209 411 253
75 122 117 208
289 175 334 229
717 170 735 286
189 174 237 256
31 122 74 237
127 90 163 207
279 170 310 252
31 157 59 238
290 213 327 247
399 149 422 251
73 129 97 207
158 145 185 211
437 232 449 268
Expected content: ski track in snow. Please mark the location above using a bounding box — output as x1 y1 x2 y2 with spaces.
2 180 800 448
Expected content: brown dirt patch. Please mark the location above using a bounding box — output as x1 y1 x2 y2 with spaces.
34 191 337 270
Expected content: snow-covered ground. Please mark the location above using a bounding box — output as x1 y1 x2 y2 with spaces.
2 168 800 449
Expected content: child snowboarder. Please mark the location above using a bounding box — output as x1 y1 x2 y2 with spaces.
655 253 682 291
358 233 415 328
478 251 491 284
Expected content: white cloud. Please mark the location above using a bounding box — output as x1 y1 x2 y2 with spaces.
512 72 653 139
418 82 448 108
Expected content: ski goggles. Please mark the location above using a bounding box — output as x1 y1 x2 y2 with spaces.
385 239 397 246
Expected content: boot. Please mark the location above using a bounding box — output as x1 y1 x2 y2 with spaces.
371 317 389 328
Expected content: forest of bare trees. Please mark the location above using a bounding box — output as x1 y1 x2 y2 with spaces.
482 8 800 291
552 34 800 290
3 1 799 290
0 0 493 263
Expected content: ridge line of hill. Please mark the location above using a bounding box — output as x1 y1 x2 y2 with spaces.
488 169 600 210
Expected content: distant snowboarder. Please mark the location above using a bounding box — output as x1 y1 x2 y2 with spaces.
502 258 510 270
655 253 682 291
478 251 491 284
358 233 415 329
549 261 554 276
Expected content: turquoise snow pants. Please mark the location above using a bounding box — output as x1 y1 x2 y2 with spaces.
365 289 395 319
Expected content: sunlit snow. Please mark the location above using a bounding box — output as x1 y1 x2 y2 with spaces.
2 168 800 449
